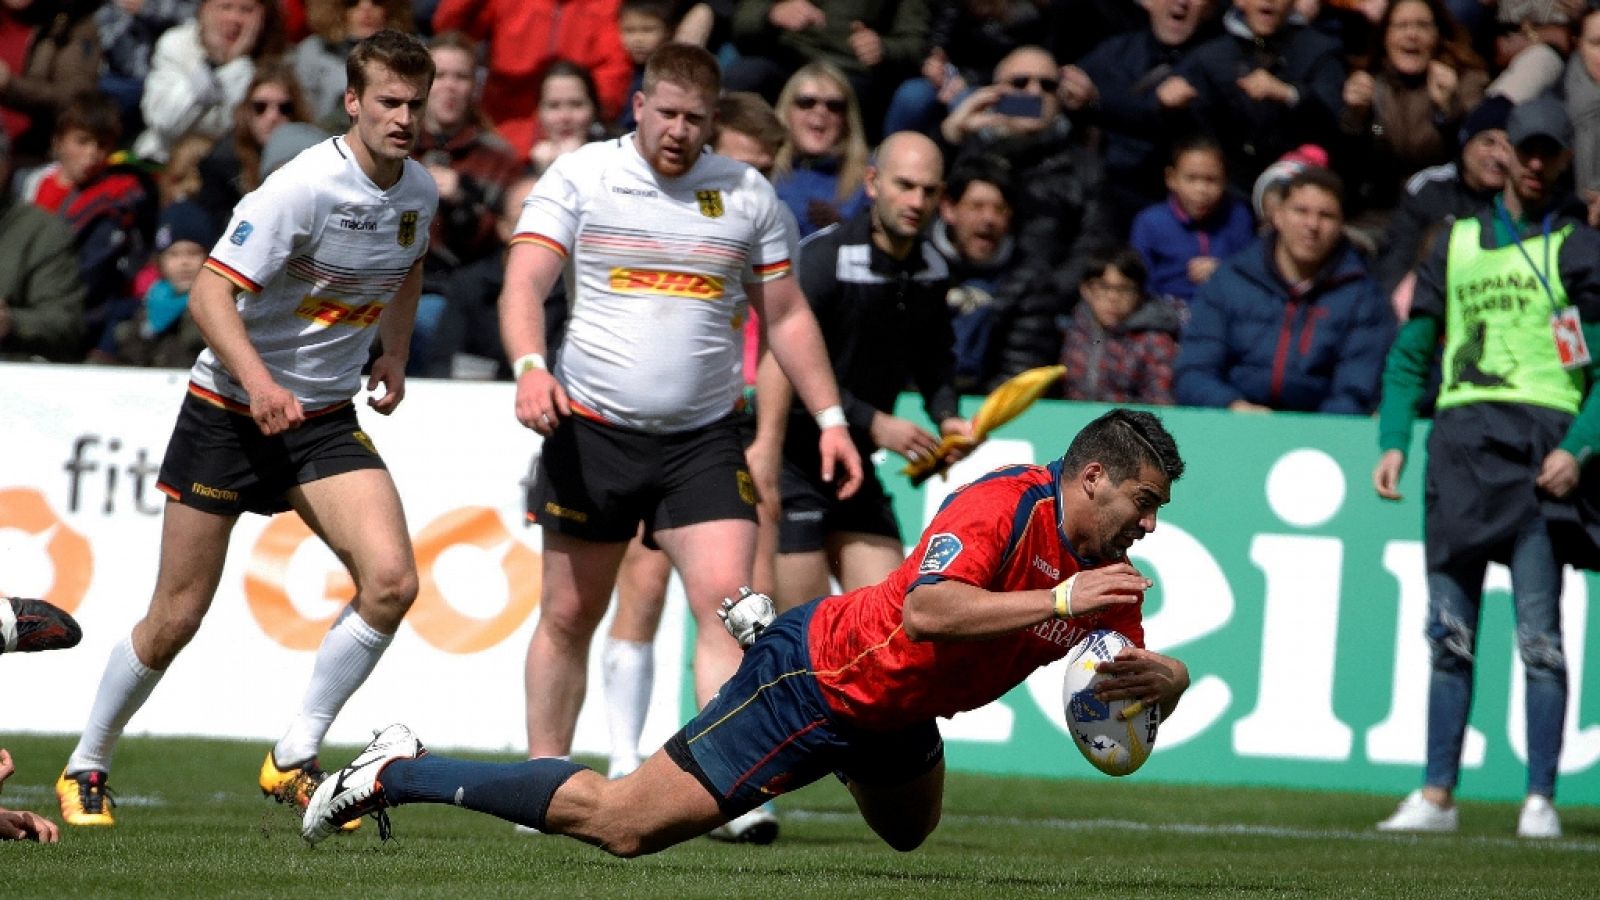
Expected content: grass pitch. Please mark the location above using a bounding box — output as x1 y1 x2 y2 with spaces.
1 733 1595 898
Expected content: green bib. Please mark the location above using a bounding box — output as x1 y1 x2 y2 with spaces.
1439 216 1582 413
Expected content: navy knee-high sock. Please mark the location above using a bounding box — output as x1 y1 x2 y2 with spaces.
382 755 587 831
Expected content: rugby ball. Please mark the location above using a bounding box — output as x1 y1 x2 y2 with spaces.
1062 629 1160 776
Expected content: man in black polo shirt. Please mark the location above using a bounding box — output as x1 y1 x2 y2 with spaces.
761 131 971 611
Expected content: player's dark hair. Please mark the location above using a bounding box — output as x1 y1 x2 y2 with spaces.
1062 409 1184 485
56 90 123 147
714 92 786 154
642 42 721 98
946 153 1015 208
347 29 435 97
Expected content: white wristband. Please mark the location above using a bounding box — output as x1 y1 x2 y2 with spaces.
814 405 847 430
514 353 547 377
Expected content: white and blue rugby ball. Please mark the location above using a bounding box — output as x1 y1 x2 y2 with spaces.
1062 629 1160 776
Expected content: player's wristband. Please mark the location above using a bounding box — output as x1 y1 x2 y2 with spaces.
814 405 847 430
514 353 547 377
1052 575 1077 619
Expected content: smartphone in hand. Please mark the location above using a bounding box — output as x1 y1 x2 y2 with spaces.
992 92 1044 118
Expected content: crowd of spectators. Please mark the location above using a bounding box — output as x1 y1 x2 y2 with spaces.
7 0 1600 418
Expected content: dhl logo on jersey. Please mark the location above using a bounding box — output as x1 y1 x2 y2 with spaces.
294 296 385 328
609 268 724 299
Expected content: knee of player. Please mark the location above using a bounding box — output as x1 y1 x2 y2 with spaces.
365 564 420 610
881 815 938 853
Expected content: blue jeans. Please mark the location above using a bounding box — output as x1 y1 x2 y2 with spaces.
1424 517 1567 797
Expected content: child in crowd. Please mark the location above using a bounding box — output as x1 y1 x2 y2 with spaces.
1058 247 1181 405
614 0 674 132
112 201 219 367
1129 135 1254 305
17 90 156 356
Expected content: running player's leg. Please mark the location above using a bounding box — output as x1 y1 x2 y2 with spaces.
774 550 832 612
62 501 234 821
525 531 630 757
829 532 905 592
772 462 835 611
604 532 671 777
823 472 905 592
269 468 417 769
654 519 755 704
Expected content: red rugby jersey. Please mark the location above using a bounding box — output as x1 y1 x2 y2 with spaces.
807 460 1145 731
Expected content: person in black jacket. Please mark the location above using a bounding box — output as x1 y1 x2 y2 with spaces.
1373 95 1512 298
941 45 1111 388
1165 0 1347 195
1065 0 1219 235
761 131 971 610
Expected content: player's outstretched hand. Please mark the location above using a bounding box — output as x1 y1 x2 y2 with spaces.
818 426 864 500
366 354 407 415
249 381 305 436
0 808 60 843
0 747 14 790
514 367 571 436
1094 647 1189 719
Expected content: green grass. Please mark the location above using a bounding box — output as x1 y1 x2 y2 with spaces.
2 733 1596 898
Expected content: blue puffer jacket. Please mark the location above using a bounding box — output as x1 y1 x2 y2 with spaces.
1174 237 1396 414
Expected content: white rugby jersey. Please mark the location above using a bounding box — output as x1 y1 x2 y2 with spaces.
195 136 436 408
513 135 794 432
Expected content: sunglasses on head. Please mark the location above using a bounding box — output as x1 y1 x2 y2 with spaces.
1007 75 1060 93
794 95 847 114
251 100 294 116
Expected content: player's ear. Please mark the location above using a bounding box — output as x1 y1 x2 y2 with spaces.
344 85 360 120
1080 461 1106 497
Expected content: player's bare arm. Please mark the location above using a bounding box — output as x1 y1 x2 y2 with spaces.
749 348 788 512
746 274 863 497
367 259 425 415
902 563 1150 642
189 266 304 436
1093 648 1190 719
499 241 569 435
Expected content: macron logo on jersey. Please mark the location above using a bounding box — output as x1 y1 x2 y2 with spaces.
229 221 254 245
920 533 963 573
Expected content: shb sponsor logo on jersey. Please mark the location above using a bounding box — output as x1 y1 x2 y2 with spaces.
229 221 254 246
609 267 724 299
695 190 723 218
920 533 963 573
397 210 419 247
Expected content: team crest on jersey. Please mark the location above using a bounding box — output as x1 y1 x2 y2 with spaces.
920 533 963 573
695 190 723 218
229 221 254 245
398 211 419 247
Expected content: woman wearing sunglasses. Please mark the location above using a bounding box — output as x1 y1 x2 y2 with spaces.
772 61 871 236
195 60 314 221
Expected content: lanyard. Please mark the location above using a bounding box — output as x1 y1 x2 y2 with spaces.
1493 196 1558 309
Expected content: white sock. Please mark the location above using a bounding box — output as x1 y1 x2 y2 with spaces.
602 637 653 777
67 635 164 774
272 606 392 766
